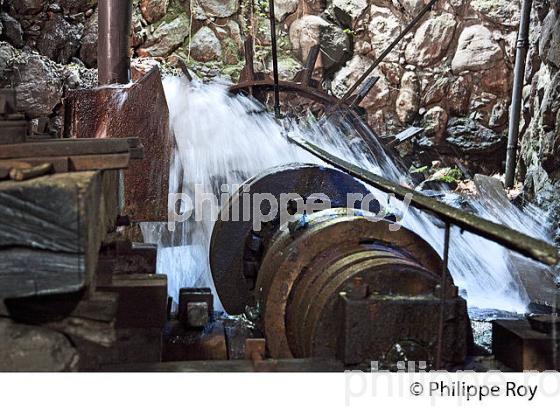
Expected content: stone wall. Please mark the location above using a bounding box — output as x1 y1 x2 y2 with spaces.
0 1 520 137
519 0 560 239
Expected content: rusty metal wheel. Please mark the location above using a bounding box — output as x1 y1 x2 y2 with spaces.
209 164 379 315
255 208 450 358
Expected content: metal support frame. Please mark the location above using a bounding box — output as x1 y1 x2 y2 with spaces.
268 0 281 118
287 135 558 266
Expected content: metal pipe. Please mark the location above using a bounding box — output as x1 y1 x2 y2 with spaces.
98 0 132 85
287 134 559 266
268 0 281 118
505 0 533 188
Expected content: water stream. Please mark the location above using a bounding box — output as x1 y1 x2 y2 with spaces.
142 76 553 315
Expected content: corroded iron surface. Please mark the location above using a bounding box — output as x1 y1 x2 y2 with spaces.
64 67 172 222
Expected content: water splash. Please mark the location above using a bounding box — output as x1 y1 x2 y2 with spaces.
144 76 553 314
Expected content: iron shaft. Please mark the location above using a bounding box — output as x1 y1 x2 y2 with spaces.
98 0 132 85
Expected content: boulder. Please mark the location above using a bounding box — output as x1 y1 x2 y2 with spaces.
423 106 449 142
333 55 392 111
275 0 299 22
198 0 239 18
422 76 450 106
11 51 65 118
80 9 98 68
452 25 503 73
36 13 83 64
189 26 222 62
333 0 368 27
0 41 16 74
540 9 560 68
395 71 420 124
138 14 190 58
140 0 169 24
398 0 429 15
368 6 401 62
289 15 350 69
541 70 560 132
404 13 456 67
58 0 97 14
448 75 471 115
489 100 508 129
0 12 24 48
446 117 504 154
0 320 79 371
471 0 521 28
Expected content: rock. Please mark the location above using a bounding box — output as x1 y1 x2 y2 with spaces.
368 6 401 62
0 320 79 371
395 71 420 123
448 75 471 115
446 117 504 154
138 14 190 58
0 41 16 75
471 0 521 28
0 12 24 48
540 9 560 68
14 0 44 14
271 55 302 80
400 0 431 14
452 25 503 73
541 70 560 132
189 26 222 62
131 5 147 48
422 76 450 106
275 0 299 22
58 0 97 14
79 9 98 68
36 13 83 64
140 0 168 24
404 13 456 67
199 0 239 18
333 0 368 27
11 51 65 118
289 15 350 69
480 61 511 95
333 55 392 111
489 100 508 129
423 106 449 142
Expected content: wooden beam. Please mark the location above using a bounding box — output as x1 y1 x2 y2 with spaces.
0 138 141 160
0 171 119 300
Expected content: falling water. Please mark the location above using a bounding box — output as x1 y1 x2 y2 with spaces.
142 76 553 314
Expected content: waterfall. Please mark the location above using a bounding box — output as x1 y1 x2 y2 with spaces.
142 75 553 314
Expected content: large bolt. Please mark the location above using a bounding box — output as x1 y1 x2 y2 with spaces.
347 276 369 300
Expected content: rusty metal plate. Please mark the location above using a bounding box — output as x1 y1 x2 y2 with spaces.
209 164 377 315
64 66 172 222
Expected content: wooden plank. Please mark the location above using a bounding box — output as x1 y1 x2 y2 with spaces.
0 157 69 173
0 171 119 300
69 153 131 171
0 138 139 160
